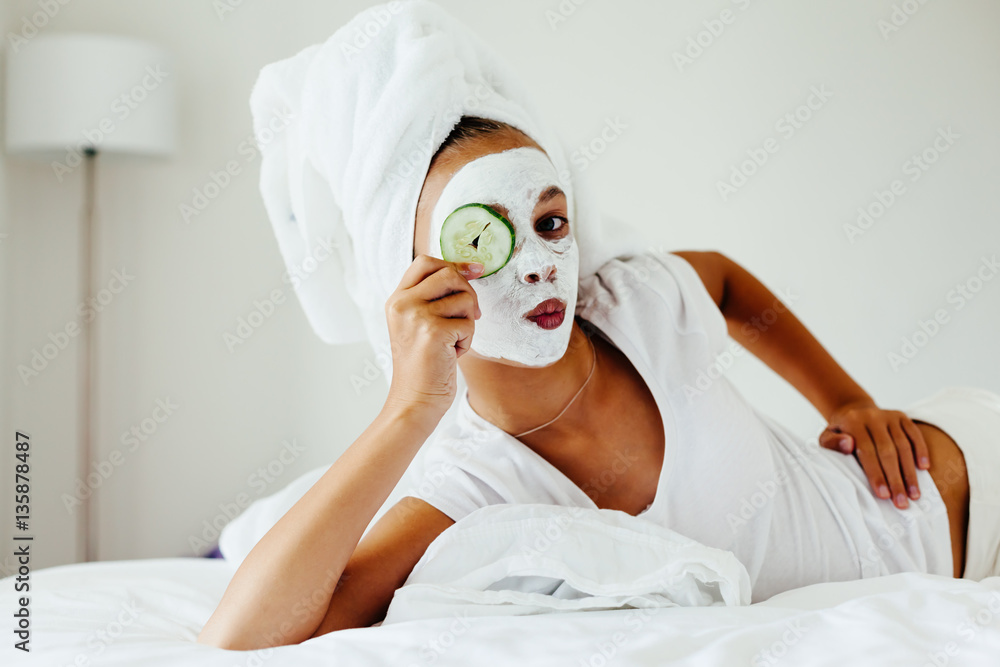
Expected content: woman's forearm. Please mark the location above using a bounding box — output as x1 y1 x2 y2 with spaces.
196 403 439 651
719 255 874 421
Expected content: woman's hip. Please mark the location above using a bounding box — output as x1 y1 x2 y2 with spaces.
903 385 1000 580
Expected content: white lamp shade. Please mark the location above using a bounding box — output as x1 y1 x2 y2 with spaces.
5 33 176 159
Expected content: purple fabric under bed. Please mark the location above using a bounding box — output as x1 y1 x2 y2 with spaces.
201 545 223 559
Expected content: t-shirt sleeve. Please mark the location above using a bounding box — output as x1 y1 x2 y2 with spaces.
650 249 730 357
581 248 730 362
401 438 506 523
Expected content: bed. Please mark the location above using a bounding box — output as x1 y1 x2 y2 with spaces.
5 496 1000 666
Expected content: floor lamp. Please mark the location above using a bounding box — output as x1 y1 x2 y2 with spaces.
5 33 176 563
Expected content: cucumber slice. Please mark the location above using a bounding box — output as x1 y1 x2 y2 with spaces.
439 204 515 278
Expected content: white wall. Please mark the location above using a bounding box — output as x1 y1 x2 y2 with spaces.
3 0 395 569
2 0 998 569
0 2 12 576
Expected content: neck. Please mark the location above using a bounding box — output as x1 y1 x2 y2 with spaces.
458 318 601 441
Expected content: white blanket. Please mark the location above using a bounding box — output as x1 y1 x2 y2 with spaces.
4 502 1000 665
382 503 750 625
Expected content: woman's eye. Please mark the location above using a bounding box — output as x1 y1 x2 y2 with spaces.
537 216 569 234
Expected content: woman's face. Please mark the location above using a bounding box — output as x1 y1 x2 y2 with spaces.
414 133 579 367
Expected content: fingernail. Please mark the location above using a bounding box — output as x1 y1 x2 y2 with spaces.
838 438 852 453
467 262 484 274
919 456 930 468
909 485 920 499
896 493 909 508
878 485 889 498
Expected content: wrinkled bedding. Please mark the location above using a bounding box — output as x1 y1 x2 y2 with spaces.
4 503 999 666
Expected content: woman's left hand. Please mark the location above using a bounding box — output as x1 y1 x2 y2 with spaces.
818 399 931 510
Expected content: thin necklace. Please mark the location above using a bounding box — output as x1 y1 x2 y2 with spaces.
512 332 597 439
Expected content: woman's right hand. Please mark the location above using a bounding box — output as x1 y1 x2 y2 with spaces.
383 254 485 421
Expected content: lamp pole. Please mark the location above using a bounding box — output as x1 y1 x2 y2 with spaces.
80 147 97 563
5 34 175 565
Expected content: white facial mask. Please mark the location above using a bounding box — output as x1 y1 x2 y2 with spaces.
428 146 579 366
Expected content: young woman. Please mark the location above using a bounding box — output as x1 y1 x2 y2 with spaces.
197 116 994 651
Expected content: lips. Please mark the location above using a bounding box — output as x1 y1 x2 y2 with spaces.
525 297 566 319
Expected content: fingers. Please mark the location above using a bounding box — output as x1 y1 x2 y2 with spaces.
901 417 931 469
824 406 931 511
853 427 891 502
396 254 483 291
451 316 475 358
888 420 920 501
819 426 854 454
418 269 482 320
427 290 481 321
871 424 910 509
388 257 483 321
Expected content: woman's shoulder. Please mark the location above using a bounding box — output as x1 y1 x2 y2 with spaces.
577 248 728 350
580 246 710 297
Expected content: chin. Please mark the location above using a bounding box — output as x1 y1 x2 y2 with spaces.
468 320 574 367
478 354 564 369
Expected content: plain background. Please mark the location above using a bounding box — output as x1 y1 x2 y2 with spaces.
1 0 998 571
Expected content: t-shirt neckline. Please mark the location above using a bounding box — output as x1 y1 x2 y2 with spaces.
457 313 668 519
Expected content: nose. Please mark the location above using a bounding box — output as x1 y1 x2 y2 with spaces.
523 263 556 284
516 238 558 284
520 250 557 283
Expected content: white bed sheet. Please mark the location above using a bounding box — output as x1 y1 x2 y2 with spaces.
4 556 1000 666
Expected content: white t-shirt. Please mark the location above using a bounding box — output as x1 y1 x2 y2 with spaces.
405 249 953 602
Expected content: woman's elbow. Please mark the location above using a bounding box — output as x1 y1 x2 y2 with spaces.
196 623 300 652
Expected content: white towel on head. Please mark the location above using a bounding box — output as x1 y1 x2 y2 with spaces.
250 0 649 387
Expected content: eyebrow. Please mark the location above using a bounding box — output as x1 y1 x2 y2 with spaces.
538 185 565 205
489 186 566 219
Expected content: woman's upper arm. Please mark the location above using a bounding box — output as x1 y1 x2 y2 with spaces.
309 495 455 637
669 250 729 311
